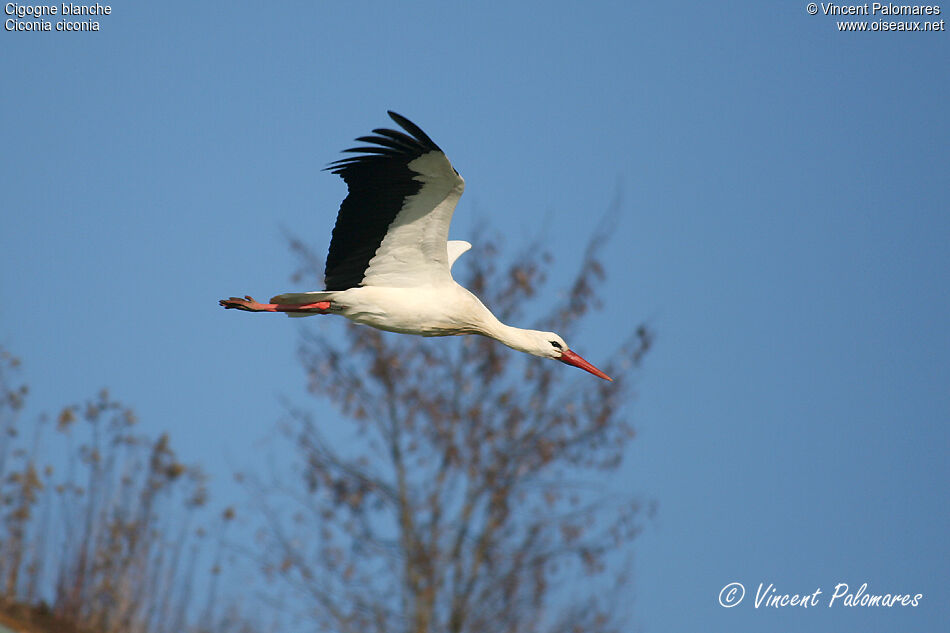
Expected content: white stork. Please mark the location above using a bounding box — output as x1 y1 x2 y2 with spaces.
220 112 611 381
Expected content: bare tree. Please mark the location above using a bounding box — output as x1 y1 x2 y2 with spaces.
0 347 255 633
250 217 654 633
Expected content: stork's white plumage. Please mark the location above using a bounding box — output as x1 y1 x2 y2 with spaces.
220 112 611 381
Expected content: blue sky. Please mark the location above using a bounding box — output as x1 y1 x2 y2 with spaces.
3 2 948 632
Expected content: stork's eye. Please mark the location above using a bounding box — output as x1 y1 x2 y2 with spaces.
549 340 563 350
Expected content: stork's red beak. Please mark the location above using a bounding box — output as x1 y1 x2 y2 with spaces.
558 350 612 381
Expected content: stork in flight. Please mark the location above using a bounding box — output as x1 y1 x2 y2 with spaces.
219 112 611 381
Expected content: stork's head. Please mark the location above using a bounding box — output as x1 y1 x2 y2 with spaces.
522 331 613 381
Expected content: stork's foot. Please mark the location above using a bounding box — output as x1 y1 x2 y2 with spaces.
219 295 273 311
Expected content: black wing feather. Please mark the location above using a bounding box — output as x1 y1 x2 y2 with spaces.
353 135 416 152
322 112 444 291
386 111 440 149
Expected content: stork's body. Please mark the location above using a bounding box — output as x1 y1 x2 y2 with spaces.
220 112 610 380
322 285 491 338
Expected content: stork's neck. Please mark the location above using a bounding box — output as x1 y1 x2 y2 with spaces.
476 312 542 354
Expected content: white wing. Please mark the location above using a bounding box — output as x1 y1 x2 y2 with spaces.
447 240 472 270
323 112 466 290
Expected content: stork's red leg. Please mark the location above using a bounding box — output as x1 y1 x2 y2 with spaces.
219 295 330 313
